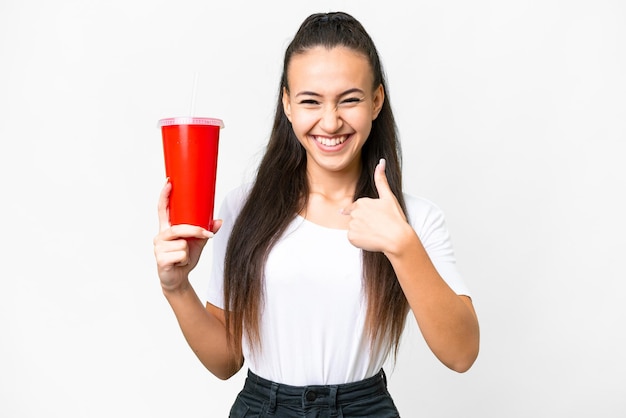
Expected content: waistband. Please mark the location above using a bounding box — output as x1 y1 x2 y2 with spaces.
243 369 389 414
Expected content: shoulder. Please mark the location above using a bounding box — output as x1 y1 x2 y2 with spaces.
401 192 454 247
219 182 253 218
402 193 447 229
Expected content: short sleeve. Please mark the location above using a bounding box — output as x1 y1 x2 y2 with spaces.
206 184 251 308
404 194 471 297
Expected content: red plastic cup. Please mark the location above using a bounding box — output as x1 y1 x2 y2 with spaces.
158 117 224 230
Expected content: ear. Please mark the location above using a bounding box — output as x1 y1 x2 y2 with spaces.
372 84 385 120
282 87 292 122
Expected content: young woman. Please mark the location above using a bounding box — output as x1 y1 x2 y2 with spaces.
154 11 479 417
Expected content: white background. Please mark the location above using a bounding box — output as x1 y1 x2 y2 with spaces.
1 0 625 416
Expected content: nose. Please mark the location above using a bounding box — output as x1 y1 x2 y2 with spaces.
319 104 343 133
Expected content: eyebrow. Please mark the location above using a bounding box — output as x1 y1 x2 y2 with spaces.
295 88 365 98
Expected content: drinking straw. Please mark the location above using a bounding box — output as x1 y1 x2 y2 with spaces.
189 71 199 116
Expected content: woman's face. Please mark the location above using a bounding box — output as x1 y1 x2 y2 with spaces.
282 46 384 177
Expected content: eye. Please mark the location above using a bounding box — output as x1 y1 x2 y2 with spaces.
299 99 320 106
340 97 364 106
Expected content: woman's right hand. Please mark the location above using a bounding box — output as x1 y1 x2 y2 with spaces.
153 181 222 292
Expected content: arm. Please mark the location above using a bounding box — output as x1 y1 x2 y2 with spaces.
384 227 479 372
343 160 479 372
162 286 243 379
153 181 243 379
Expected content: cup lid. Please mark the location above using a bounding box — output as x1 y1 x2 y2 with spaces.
158 117 224 128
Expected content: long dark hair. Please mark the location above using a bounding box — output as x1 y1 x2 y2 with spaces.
223 11 409 359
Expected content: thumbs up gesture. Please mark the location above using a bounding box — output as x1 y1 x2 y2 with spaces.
341 159 412 255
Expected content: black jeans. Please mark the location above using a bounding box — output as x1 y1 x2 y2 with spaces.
229 369 401 417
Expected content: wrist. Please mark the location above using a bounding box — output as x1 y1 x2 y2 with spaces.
161 279 192 298
384 223 421 260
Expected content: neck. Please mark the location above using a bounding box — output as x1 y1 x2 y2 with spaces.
305 161 361 201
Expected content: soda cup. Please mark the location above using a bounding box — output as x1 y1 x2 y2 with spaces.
158 117 224 230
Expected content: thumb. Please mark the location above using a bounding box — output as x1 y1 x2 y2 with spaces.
374 158 393 199
211 219 223 234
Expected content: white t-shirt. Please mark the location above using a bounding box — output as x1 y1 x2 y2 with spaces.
206 184 470 386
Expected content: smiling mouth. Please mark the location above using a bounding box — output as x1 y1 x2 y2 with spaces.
313 135 349 147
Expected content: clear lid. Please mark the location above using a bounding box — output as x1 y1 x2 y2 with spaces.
158 117 224 128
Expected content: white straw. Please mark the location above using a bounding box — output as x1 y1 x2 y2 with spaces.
189 71 199 116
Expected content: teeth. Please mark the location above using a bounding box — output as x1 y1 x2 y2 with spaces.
315 135 347 146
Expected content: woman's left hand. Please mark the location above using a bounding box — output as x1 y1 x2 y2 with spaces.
341 159 414 255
